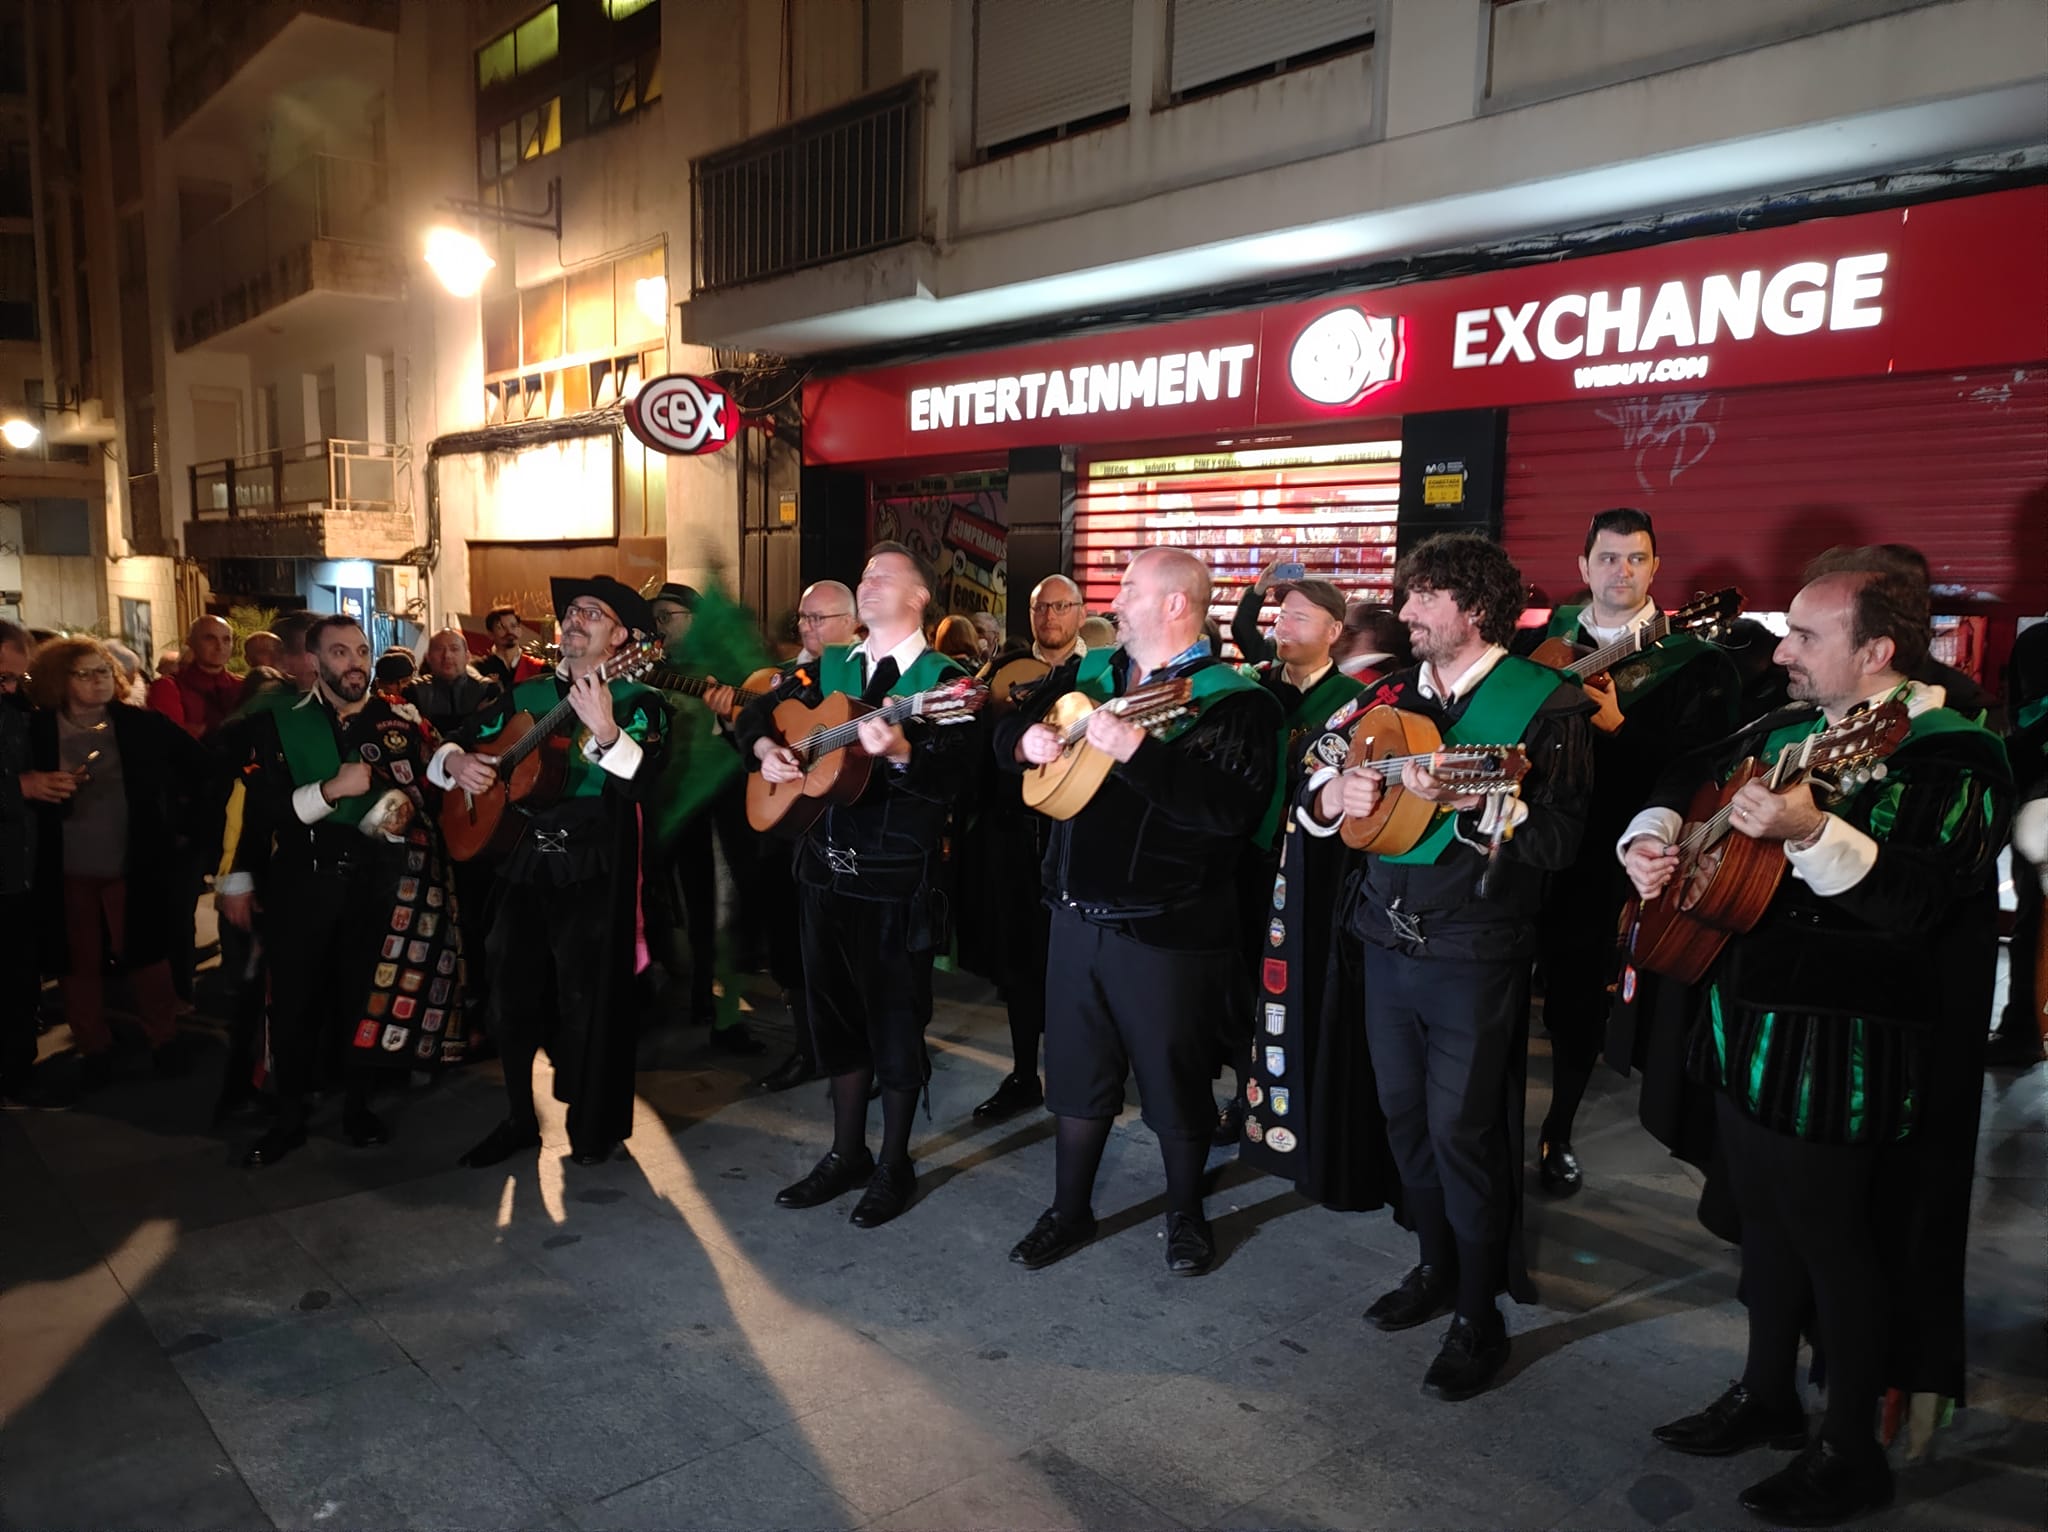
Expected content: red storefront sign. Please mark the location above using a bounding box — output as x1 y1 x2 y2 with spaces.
803 188 2048 465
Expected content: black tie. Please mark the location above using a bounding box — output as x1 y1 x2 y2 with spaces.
862 655 899 705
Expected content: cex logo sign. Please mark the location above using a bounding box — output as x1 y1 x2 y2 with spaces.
627 374 735 455
1288 307 1400 407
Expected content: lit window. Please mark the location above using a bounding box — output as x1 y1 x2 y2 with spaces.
515 5 559 73
518 98 561 161
611 58 638 118
605 0 657 16
642 48 662 103
476 32 515 89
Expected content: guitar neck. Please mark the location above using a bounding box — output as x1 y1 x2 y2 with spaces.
1574 614 1671 677
1357 746 1518 779
647 666 768 708
498 660 634 767
796 692 924 759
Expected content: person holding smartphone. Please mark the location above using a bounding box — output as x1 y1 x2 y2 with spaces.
1230 553 1308 664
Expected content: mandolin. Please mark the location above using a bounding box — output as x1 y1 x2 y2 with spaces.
1021 678 1195 820
1622 701 1911 983
745 677 988 835
1334 706 1533 854
440 641 664 862
1528 587 1743 733
982 654 1052 707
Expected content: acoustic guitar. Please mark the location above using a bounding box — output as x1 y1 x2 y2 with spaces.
1527 587 1743 733
1021 678 1194 820
1622 701 1911 983
1334 706 1534 853
643 663 782 719
745 676 988 835
440 641 664 862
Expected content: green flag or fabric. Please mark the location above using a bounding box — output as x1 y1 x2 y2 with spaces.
650 578 776 847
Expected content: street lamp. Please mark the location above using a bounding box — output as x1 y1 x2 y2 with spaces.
425 176 563 297
424 227 496 298
0 417 40 450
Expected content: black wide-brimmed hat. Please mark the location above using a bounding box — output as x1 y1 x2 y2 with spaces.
550 575 656 636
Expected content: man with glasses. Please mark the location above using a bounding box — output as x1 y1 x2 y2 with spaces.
436 577 668 1170
972 574 1088 1122
754 581 862 1093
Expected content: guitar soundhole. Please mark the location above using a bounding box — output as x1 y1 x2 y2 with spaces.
1678 843 1723 912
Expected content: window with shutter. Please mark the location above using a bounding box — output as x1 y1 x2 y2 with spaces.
974 0 1133 155
1168 0 1374 98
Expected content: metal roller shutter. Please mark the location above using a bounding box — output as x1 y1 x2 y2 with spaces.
1074 437 1402 653
1502 367 2048 617
974 0 1133 151
1169 0 1374 95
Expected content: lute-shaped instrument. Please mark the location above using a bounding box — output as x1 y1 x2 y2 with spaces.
1022 678 1195 820
1528 587 1743 733
1623 700 1912 983
1335 706 1532 854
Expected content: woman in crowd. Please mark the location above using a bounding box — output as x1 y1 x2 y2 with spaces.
27 637 214 1088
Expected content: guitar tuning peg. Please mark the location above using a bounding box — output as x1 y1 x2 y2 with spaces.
1870 763 1888 781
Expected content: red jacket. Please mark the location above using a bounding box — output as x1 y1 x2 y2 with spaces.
150 665 242 739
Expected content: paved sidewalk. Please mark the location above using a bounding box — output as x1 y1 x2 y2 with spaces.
2 969 2042 1531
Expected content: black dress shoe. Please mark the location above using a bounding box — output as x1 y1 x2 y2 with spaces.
569 1142 617 1167
1423 1311 1511 1401
1654 1382 1810 1457
972 1073 1045 1122
243 1123 308 1167
1364 1264 1454 1332
775 1148 875 1209
460 1119 542 1168
1213 1097 1245 1147
849 1159 916 1228
343 1109 390 1148
1738 1439 1893 1526
1984 1028 2045 1068
1538 1136 1583 1195
1164 1211 1215 1275
758 1052 818 1092
1009 1208 1097 1270
709 1024 767 1057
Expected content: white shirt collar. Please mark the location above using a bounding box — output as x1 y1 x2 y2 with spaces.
1579 599 1659 646
859 629 928 675
1416 644 1508 704
1282 659 1334 692
1033 637 1086 665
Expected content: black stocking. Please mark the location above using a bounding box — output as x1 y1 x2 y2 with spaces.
1544 1049 1594 1144
878 1085 920 1169
1053 1114 1112 1221
1160 1132 1209 1217
830 1068 873 1160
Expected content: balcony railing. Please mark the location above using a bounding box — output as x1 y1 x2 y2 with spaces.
165 0 400 130
190 439 406 520
176 155 398 348
691 74 928 294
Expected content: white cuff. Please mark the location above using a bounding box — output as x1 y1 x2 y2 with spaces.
1451 793 1528 851
1784 813 1879 896
1616 807 1682 866
1298 766 1344 837
216 871 255 898
2014 797 2048 865
426 740 461 790
584 729 644 780
293 781 336 825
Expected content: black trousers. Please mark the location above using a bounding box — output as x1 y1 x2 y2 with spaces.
1363 944 1526 1248
1717 1093 1884 1451
265 859 382 1116
488 875 621 1147
0 889 40 1086
1044 906 1234 1139
1536 864 1624 1071
797 880 932 1093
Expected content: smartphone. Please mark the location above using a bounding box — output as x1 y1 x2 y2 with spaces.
1271 561 1307 582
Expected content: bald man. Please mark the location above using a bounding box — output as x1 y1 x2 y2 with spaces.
971 570 1092 1122
993 547 1281 1274
148 615 241 739
792 580 860 663
405 628 496 736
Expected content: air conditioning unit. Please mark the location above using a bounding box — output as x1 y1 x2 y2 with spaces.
375 563 420 616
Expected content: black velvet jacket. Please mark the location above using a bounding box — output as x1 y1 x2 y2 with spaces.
992 649 1281 950
1321 662 1595 962
734 654 980 898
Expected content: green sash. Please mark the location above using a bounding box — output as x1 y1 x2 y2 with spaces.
273 695 374 826
1546 605 1705 708
1260 667 1365 847
1759 694 2008 790
1380 655 1559 865
1073 647 1116 700
509 674 660 800
818 644 960 701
